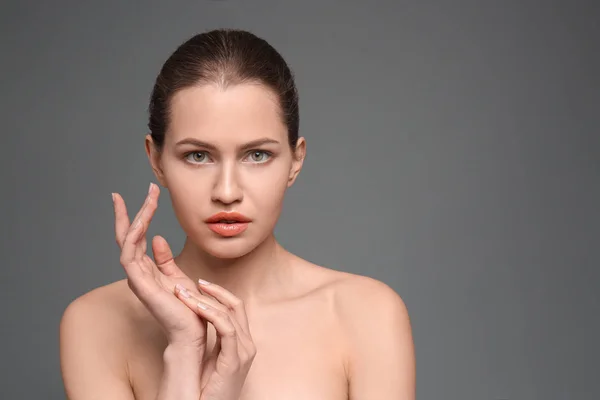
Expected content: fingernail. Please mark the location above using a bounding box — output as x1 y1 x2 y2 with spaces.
148 182 153 194
198 278 210 286
111 193 115 202
175 284 190 298
197 302 208 310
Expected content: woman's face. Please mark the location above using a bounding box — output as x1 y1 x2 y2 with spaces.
146 83 305 259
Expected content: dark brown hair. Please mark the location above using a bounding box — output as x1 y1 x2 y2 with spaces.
148 29 299 151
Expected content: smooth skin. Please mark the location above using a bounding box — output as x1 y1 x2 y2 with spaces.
60 83 416 399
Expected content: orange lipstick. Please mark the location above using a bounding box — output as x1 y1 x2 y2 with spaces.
205 211 251 237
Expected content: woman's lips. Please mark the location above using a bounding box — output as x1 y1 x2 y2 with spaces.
207 222 249 237
205 211 251 237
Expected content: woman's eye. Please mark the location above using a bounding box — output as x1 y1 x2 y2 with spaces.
185 151 271 164
185 152 209 163
247 151 271 163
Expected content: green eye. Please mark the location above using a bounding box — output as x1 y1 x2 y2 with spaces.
186 152 209 163
247 150 271 163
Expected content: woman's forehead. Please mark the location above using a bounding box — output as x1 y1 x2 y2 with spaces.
167 83 286 144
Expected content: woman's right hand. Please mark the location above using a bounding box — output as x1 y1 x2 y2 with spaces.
112 183 207 349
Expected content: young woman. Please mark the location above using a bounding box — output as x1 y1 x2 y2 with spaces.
60 28 415 400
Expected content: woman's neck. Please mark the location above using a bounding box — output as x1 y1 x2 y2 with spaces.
174 234 294 307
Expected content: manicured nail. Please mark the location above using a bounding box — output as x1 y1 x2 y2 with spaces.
148 182 153 193
197 301 208 310
175 284 190 298
198 279 210 285
111 193 115 202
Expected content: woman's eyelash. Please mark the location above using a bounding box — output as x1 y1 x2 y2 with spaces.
248 150 273 158
184 151 210 163
183 150 273 163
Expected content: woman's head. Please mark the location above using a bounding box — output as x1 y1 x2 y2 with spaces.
145 29 305 259
148 29 300 151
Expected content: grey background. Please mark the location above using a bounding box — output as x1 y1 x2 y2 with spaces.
1 1 598 399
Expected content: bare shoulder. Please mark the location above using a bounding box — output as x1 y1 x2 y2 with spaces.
299 262 410 318
329 271 413 350
292 260 412 330
60 278 151 356
313 268 415 398
60 279 139 335
59 279 143 399
332 271 410 318
296 262 415 384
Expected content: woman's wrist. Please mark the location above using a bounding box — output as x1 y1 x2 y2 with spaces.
164 341 203 360
156 344 203 400
163 342 203 375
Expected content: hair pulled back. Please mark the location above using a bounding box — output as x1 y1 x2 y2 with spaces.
148 29 299 151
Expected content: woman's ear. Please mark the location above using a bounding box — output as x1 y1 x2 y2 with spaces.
287 137 306 187
145 134 168 188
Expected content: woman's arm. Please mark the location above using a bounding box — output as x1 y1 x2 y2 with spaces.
60 294 203 400
158 344 203 400
60 184 255 399
339 277 416 400
60 293 136 400
60 184 208 400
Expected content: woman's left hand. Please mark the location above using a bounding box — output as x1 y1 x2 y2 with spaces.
174 280 257 400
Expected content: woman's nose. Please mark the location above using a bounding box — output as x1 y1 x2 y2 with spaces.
210 162 243 205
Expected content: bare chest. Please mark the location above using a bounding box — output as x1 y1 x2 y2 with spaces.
128 302 349 400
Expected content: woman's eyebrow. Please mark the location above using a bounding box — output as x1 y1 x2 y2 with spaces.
175 138 281 151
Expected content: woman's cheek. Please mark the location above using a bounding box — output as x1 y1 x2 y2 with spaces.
165 177 210 235
256 170 289 221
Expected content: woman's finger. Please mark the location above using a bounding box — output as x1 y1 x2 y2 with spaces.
174 284 240 369
174 284 252 357
174 285 250 354
151 235 187 278
195 280 251 337
113 183 155 248
120 216 147 267
133 185 160 260
120 184 159 265
112 192 132 248
175 284 231 314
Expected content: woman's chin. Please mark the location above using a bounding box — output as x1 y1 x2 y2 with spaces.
200 236 257 260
